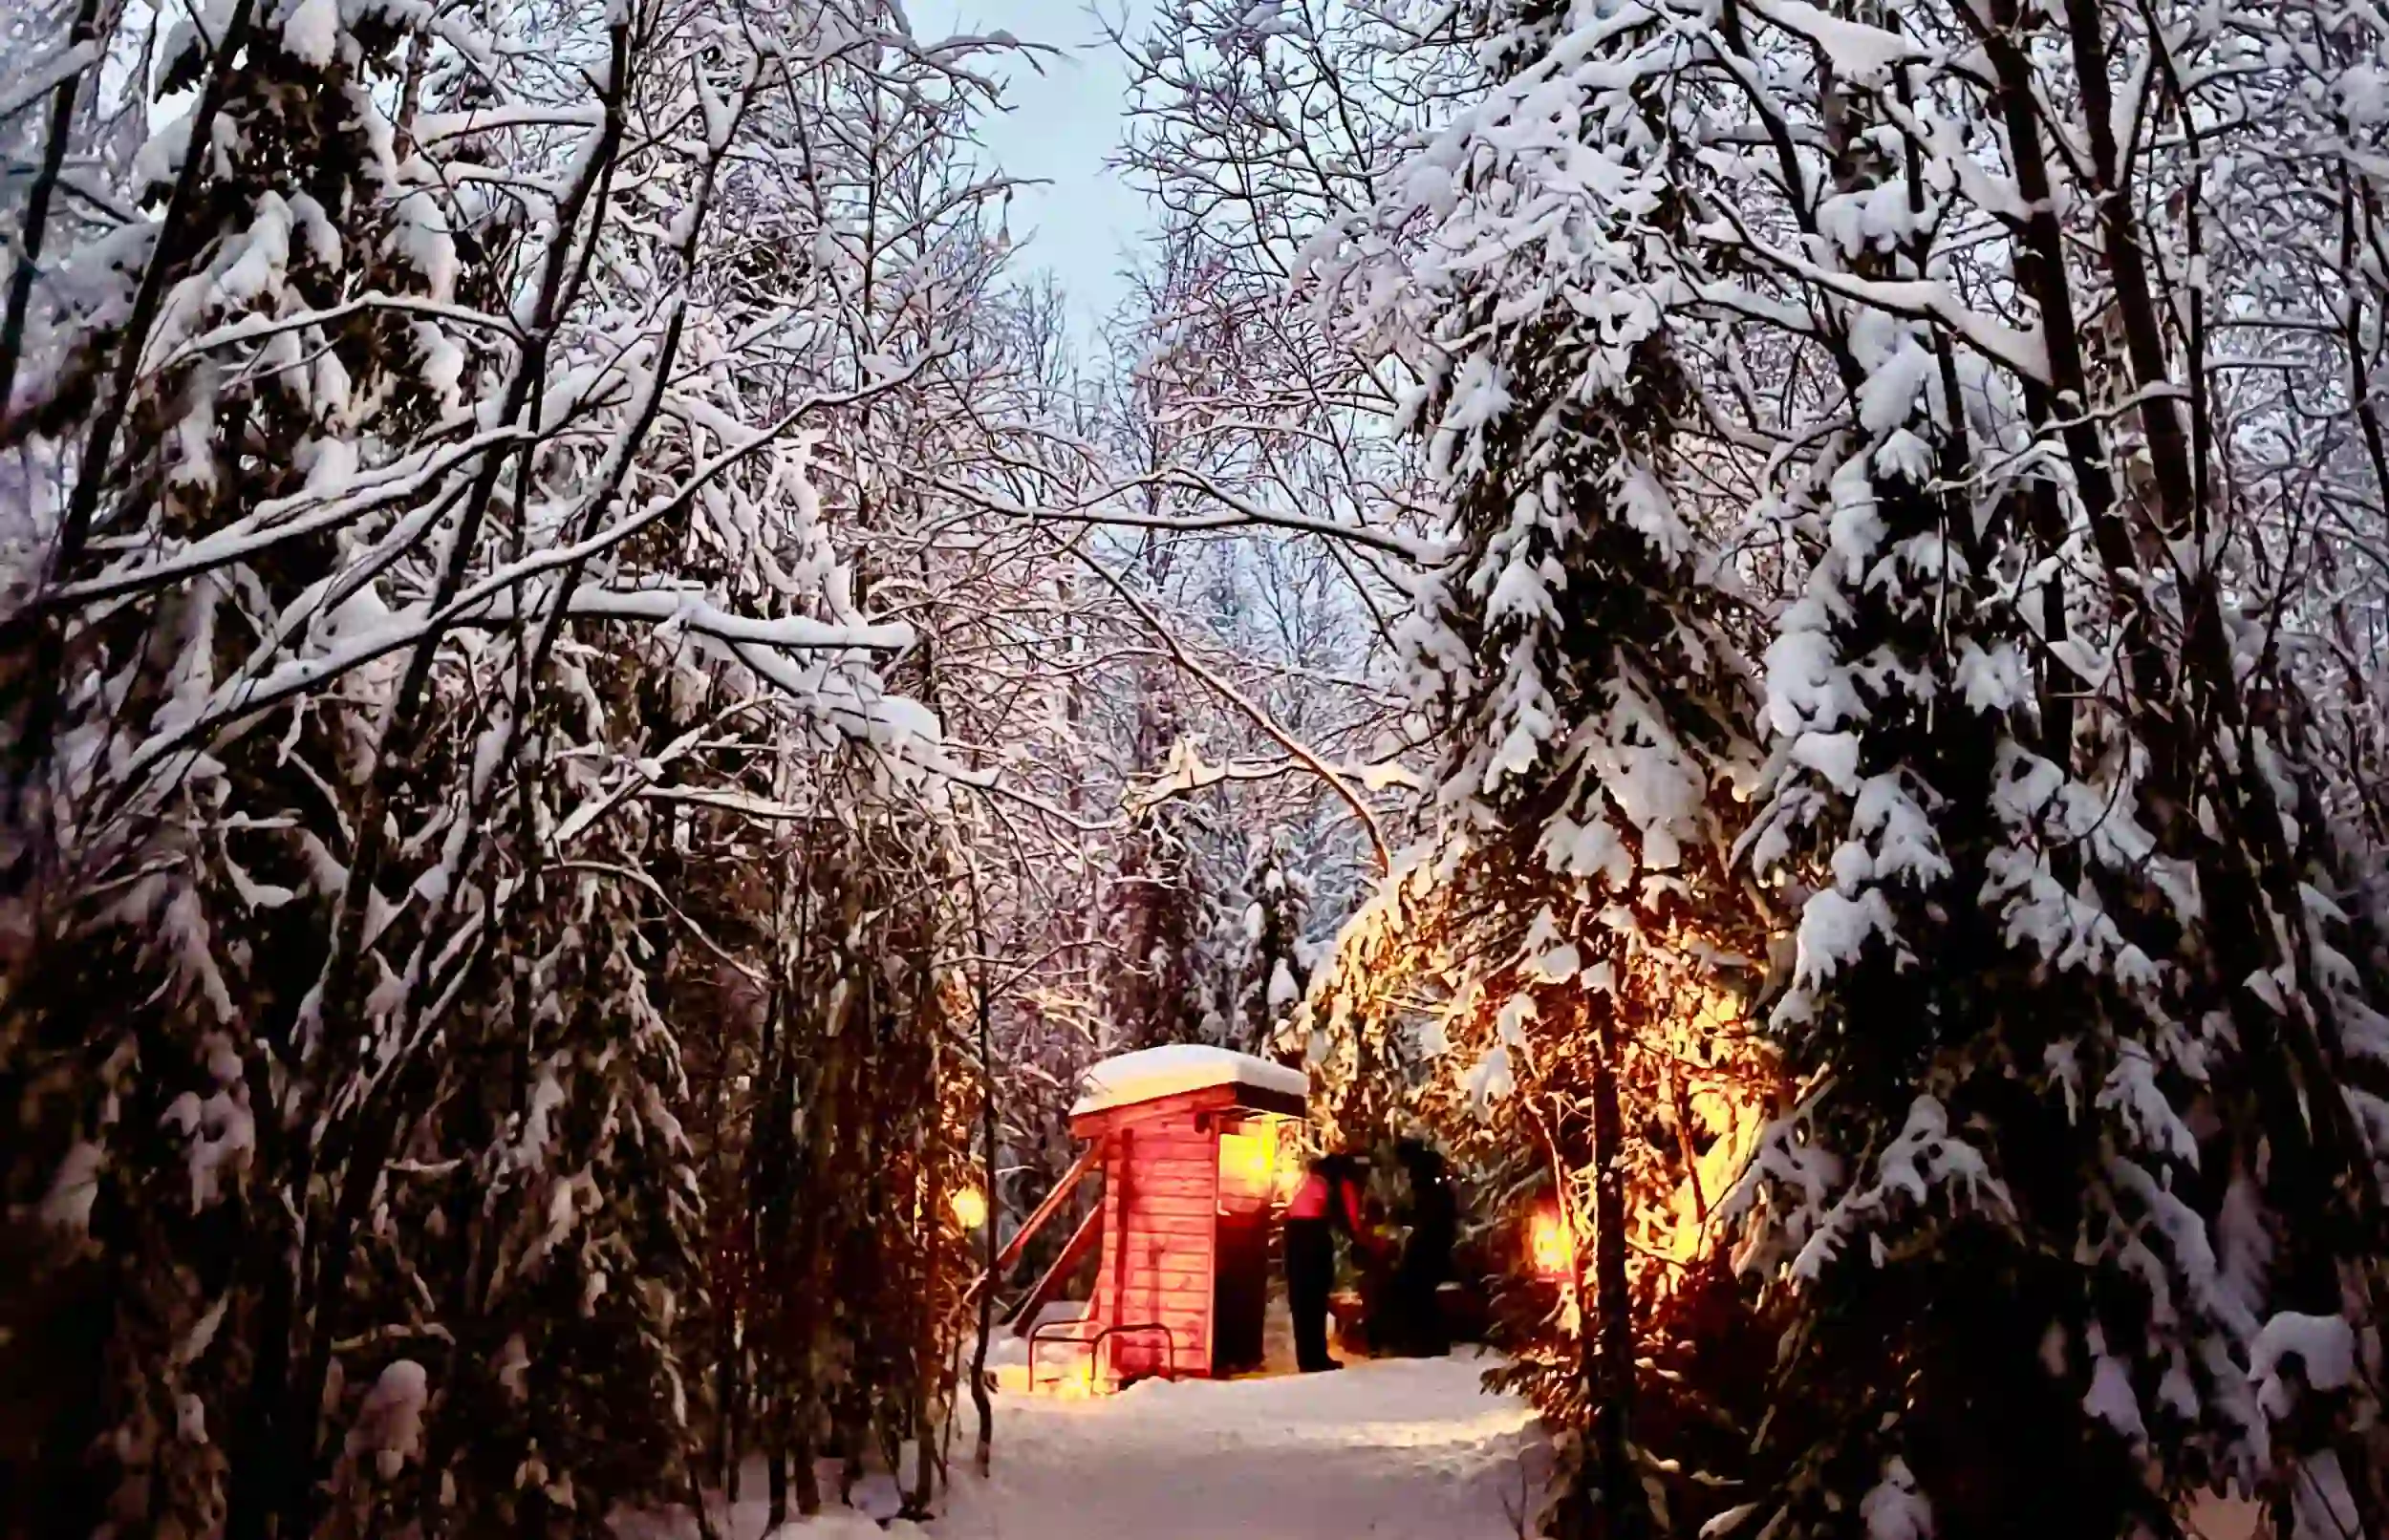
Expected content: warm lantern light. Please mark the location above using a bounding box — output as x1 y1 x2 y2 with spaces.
950 1185 988 1231
1038 1353 1098 1400
1217 1130 1274 1204
1529 1205 1573 1280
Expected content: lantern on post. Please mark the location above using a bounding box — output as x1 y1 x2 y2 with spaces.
1216 1128 1276 1208
1528 1203 1573 1281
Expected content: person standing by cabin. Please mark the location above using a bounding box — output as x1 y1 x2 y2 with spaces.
1388 1139 1456 1357
1283 1152 1369 1372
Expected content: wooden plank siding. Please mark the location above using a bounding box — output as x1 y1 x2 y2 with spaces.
1092 1119 1219 1380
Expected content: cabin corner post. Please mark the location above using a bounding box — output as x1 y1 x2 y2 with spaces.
1207 1116 1225 1378
1107 1125 1133 1388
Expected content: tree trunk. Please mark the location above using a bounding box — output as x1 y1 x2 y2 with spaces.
1587 1002 1647 1540
765 1381 788 1534
1557 994 1649 1540
792 1427 821 1518
222 1210 298 1540
0 0 102 432
969 884 999 1479
907 984 944 1521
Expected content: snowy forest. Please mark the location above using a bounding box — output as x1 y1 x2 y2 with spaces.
5 0 2389 1535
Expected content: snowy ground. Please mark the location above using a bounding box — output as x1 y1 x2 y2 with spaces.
628 1353 1549 1540
939 1355 1548 1540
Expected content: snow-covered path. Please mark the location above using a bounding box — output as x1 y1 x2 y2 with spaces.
632 1355 1549 1540
937 1356 1548 1540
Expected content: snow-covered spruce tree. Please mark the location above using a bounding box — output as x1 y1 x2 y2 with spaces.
1106 789 1219 1052
1226 832 1312 1058
1715 46 2191 1540
1637 0 2389 1534
1302 2 1777 1532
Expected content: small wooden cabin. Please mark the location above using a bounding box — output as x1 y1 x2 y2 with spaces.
1005 1046 1307 1388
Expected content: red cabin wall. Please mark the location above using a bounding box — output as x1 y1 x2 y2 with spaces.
1090 1111 1218 1380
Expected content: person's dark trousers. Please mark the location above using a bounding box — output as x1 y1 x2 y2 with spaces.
1388 1256 1448 1357
1284 1217 1337 1371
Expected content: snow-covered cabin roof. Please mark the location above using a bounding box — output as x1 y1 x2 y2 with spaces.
1069 1045 1309 1119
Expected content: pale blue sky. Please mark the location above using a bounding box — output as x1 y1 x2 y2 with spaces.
917 0 1154 332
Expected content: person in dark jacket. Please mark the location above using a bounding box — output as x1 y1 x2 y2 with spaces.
1283 1152 1369 1372
1388 1139 1456 1357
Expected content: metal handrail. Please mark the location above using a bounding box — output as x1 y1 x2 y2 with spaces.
1026 1318 1180 1394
